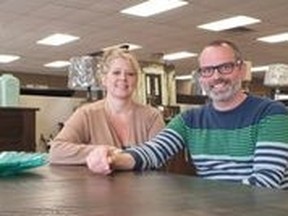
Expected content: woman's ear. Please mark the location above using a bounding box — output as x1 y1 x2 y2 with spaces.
101 74 107 88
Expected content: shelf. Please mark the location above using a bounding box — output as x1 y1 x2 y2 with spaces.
20 87 75 97
176 94 208 104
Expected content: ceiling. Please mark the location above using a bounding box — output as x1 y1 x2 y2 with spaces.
0 0 288 79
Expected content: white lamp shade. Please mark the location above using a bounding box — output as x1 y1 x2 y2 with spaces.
68 56 100 89
264 64 288 87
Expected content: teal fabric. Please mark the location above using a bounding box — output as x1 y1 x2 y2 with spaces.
0 151 48 176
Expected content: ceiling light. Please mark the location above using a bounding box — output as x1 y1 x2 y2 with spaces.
175 74 193 80
0 55 20 63
121 0 188 17
103 43 142 51
251 65 269 72
44 61 71 68
37 33 79 46
163 51 197 61
197 15 261 31
257 32 288 43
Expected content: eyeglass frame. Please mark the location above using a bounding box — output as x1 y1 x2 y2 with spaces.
197 59 244 78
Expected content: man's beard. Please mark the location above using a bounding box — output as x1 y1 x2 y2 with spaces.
202 78 242 102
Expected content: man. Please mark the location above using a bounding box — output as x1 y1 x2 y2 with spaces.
86 40 288 189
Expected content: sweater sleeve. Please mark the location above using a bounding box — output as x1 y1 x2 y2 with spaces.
125 113 185 171
49 107 95 165
243 106 288 189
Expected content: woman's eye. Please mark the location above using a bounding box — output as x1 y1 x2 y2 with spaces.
110 70 136 76
111 70 121 75
127 72 136 77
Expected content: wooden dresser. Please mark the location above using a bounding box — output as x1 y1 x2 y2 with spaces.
0 107 39 152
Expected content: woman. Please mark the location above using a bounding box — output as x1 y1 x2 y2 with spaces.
49 48 165 165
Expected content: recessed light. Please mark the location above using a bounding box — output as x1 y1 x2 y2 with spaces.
163 51 197 61
121 0 188 17
197 15 261 31
0 55 20 63
44 61 71 68
37 33 79 46
257 32 288 43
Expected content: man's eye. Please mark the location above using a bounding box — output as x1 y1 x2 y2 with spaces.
202 68 213 74
220 63 233 71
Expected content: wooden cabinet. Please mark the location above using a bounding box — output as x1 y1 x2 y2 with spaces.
0 107 39 152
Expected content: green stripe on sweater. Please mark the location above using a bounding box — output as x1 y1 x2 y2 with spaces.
167 114 288 157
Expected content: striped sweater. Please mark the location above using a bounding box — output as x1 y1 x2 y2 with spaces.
125 95 288 189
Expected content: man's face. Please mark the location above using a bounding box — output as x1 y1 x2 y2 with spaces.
198 45 245 102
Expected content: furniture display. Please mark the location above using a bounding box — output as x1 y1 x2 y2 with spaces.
0 107 39 152
0 165 288 216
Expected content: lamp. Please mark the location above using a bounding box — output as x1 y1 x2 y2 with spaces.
264 64 288 99
68 56 102 101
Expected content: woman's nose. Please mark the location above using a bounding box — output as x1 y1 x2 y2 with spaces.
119 72 127 79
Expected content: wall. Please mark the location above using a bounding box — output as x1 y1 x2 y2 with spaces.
19 95 85 152
176 80 192 95
2 72 68 88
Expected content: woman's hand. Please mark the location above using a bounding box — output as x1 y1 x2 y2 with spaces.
86 145 121 175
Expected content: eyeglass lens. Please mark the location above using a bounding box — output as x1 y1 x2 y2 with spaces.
198 61 240 78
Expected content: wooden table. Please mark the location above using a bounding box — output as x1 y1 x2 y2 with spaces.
0 165 288 216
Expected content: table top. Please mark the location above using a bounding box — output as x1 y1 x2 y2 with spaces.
0 165 288 216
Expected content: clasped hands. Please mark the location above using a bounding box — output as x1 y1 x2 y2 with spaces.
86 145 122 175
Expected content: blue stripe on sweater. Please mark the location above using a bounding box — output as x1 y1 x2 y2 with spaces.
181 95 287 129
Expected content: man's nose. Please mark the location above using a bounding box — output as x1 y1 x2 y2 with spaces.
210 68 222 79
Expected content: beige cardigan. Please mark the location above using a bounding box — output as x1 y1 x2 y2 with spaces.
49 99 165 165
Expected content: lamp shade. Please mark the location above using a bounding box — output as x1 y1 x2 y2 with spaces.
264 64 288 87
68 56 100 89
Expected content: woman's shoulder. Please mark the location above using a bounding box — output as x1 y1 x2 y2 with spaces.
76 99 105 114
133 103 164 123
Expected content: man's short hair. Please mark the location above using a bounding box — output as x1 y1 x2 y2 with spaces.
206 39 243 60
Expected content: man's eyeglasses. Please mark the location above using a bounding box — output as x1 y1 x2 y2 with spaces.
197 60 243 78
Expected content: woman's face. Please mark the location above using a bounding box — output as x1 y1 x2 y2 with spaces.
102 57 138 100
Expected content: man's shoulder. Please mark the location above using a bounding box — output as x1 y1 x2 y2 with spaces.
247 95 287 114
181 104 209 115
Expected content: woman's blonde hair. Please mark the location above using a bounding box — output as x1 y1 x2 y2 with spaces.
100 48 141 75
